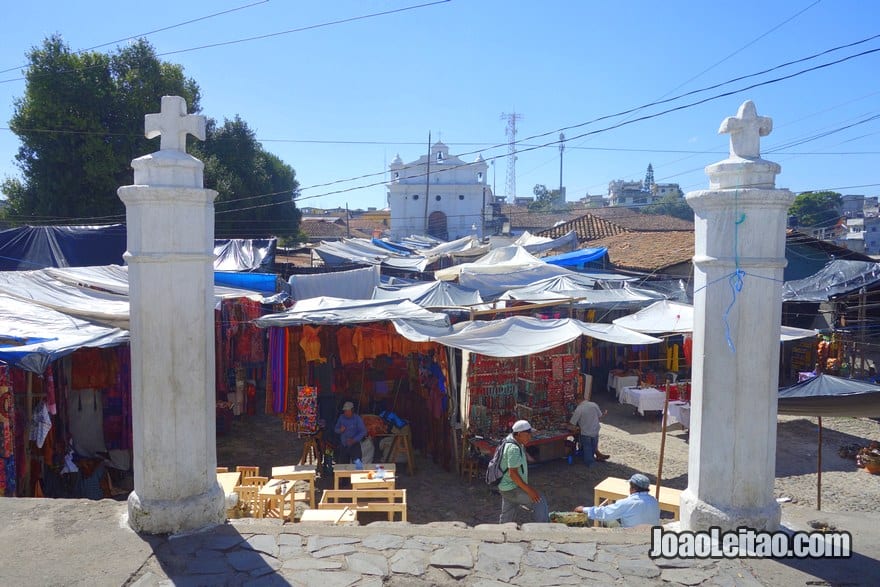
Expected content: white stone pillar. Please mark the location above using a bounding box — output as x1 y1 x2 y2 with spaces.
118 96 225 534
680 101 794 531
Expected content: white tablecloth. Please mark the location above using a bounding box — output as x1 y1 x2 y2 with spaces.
621 386 666 415
610 375 640 399
666 401 691 429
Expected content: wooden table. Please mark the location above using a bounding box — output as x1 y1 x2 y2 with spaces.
319 489 407 522
300 508 357 524
259 478 300 520
271 465 317 508
350 472 396 491
593 476 682 525
333 463 396 490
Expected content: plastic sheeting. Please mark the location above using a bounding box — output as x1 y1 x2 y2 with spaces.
514 230 579 255
0 224 127 270
778 374 880 417
213 238 277 271
500 279 664 309
0 294 129 374
435 246 556 281
373 280 484 308
542 247 608 269
215 271 278 295
254 296 450 328
614 300 816 340
390 316 662 358
290 265 380 301
782 260 880 302
314 239 428 272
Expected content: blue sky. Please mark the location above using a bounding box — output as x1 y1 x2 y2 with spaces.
1 0 879 213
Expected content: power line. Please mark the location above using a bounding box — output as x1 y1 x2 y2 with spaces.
0 0 270 75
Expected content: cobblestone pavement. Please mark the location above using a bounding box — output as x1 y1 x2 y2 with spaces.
130 520 764 587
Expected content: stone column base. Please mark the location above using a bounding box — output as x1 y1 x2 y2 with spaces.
680 488 780 532
127 484 225 535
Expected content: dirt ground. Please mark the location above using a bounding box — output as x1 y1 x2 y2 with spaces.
216 387 880 524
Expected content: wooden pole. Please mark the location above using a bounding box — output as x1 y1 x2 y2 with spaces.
817 416 823 511
655 379 671 500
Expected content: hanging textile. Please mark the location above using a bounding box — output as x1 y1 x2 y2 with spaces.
300 325 324 363
0 366 15 496
296 386 318 433
336 327 358 365
269 328 289 414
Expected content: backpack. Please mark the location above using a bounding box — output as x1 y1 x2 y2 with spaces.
486 436 523 487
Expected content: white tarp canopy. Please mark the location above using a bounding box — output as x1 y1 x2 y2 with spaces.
498 276 663 308
254 296 450 328
0 294 129 374
514 230 579 255
613 300 817 341
289 265 380 301
390 315 662 358
373 280 484 309
0 266 265 330
313 238 428 272
435 246 569 281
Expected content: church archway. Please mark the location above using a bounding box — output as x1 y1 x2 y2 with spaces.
427 211 448 240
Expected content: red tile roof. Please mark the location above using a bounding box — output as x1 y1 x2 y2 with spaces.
588 231 695 272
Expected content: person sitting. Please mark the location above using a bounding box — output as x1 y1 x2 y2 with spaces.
333 401 367 464
574 473 660 528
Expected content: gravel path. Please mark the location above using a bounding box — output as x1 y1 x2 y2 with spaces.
217 390 880 523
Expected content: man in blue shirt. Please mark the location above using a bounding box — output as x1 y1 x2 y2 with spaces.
498 420 550 523
575 473 660 528
334 401 367 464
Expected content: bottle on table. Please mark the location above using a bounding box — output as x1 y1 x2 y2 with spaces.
375 465 386 479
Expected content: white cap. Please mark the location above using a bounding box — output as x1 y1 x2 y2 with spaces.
512 420 532 433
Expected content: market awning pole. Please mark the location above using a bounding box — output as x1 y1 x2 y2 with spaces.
817 416 823 511
656 380 671 500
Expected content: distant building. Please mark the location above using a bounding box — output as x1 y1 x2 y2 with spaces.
843 215 880 255
387 141 492 240
841 194 865 218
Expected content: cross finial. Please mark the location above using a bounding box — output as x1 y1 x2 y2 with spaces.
144 96 205 152
718 100 772 159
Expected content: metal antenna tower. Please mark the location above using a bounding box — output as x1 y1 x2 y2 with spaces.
500 111 522 199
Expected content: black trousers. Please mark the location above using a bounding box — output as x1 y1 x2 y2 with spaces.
336 440 362 464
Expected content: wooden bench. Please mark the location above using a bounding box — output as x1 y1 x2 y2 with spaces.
318 489 407 522
593 476 681 526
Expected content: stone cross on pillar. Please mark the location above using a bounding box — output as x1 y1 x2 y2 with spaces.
681 101 794 532
718 100 772 159
145 95 205 152
119 96 223 534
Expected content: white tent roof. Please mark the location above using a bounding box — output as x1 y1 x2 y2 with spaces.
613 300 817 341
391 315 662 358
435 245 568 281
254 296 450 327
373 280 484 309
0 294 129 374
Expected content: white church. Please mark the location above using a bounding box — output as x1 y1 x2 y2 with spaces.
387 141 492 241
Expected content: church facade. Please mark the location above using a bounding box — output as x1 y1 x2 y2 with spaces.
387 141 491 241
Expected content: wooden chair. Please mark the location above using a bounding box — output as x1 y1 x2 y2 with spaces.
242 475 268 491
298 432 322 466
216 467 229 473
459 429 480 483
234 485 263 518
236 466 260 480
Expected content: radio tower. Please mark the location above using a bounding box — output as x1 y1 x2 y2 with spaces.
500 112 522 199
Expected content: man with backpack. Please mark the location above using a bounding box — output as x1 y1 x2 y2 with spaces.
496 420 549 523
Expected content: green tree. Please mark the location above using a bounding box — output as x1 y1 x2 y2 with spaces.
2 35 200 221
194 117 301 239
529 184 563 212
788 191 842 229
643 193 694 221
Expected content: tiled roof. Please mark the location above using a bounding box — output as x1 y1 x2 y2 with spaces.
299 219 370 240
348 216 389 233
586 208 695 231
499 205 583 230
536 214 627 241
589 231 695 272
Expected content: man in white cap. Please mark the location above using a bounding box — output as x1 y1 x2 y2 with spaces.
334 401 367 464
574 473 660 527
498 419 550 523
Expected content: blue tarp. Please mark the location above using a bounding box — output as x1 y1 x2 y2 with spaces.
214 272 278 295
542 247 608 269
372 238 414 255
0 224 127 270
